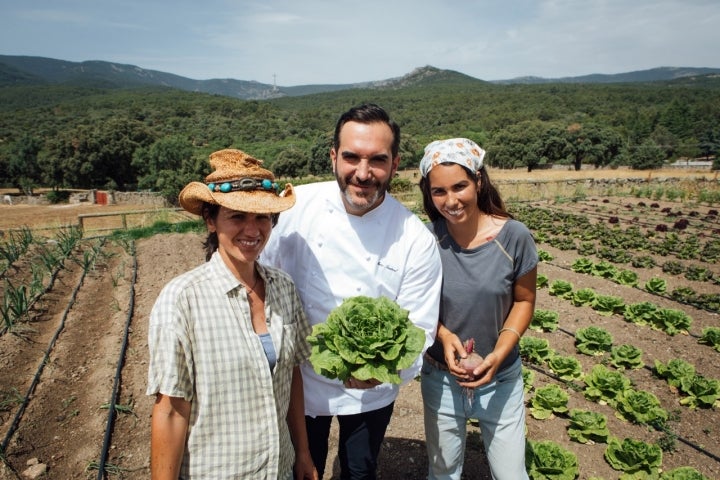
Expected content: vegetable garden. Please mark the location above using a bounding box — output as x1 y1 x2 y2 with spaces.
0 172 718 479
515 191 720 479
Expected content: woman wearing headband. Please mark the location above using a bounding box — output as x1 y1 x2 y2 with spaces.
147 149 317 479
418 138 538 479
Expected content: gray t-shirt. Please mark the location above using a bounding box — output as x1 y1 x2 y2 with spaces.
426 219 538 372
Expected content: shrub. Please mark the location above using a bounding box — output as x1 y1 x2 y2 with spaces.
45 189 71 204
389 176 414 193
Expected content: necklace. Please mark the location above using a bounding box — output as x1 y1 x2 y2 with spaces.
241 273 259 295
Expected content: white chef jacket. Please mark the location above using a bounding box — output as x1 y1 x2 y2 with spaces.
262 181 442 416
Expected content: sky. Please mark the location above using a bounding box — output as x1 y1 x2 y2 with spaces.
1 0 719 86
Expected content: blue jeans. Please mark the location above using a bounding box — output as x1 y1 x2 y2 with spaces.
421 356 528 480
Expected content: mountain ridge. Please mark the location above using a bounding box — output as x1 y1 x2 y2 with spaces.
1 54 719 100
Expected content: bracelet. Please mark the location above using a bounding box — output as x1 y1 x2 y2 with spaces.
498 327 522 342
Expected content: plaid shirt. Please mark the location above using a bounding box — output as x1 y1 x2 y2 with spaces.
147 252 311 479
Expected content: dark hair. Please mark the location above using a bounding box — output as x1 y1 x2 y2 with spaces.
419 164 512 223
200 202 279 261
333 103 401 157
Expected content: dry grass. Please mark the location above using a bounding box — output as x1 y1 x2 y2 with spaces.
397 167 719 203
0 203 194 236
397 166 717 182
1 167 717 233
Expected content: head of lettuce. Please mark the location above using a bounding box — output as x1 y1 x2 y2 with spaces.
307 295 426 385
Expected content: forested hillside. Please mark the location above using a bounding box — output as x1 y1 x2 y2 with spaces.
1 68 719 202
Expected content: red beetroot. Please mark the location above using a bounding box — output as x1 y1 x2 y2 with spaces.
457 338 484 375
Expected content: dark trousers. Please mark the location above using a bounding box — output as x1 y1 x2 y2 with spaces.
305 402 395 480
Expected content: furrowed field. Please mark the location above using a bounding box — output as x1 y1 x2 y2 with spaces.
0 168 718 479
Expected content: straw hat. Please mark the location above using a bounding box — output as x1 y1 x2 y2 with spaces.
179 149 295 215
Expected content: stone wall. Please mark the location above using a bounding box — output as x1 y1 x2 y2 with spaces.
108 191 169 207
4 190 169 207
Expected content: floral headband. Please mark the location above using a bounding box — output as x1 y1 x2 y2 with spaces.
419 138 486 177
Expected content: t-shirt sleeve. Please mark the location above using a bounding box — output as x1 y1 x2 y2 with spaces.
511 220 539 279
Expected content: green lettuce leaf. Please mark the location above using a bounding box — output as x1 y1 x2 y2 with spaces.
307 295 425 384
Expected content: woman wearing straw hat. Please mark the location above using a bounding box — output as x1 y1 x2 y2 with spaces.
147 149 318 479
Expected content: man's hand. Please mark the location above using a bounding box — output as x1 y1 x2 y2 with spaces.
343 377 381 389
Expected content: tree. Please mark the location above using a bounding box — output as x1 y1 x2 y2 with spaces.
272 146 308 178
593 127 624 168
52 118 153 190
649 125 678 159
564 123 597 171
308 132 333 176
156 153 208 206
398 133 423 170
626 140 665 170
488 121 546 171
698 128 720 160
659 99 694 139
538 124 569 168
563 123 623 170
132 135 193 190
7 134 42 195
676 137 701 162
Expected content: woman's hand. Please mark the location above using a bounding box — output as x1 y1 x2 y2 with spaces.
457 352 501 388
439 329 474 380
294 450 318 479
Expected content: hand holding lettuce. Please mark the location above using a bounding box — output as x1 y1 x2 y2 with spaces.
307 295 426 385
